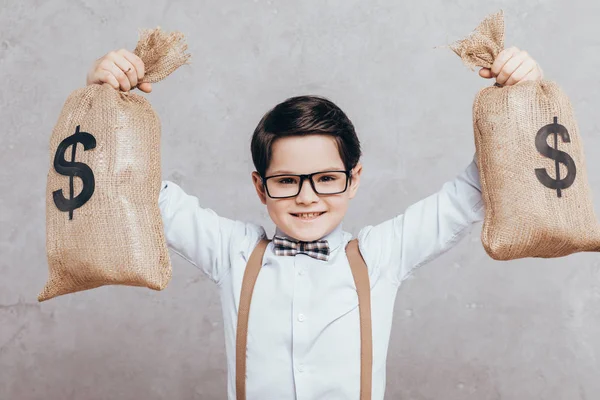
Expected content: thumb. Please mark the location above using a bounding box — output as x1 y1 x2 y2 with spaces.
479 68 493 79
138 82 152 93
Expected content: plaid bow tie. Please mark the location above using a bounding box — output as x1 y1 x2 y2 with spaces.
273 236 330 261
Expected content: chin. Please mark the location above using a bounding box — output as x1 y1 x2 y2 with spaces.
290 230 326 242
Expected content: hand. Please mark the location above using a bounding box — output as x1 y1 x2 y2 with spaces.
86 49 152 93
478 46 543 86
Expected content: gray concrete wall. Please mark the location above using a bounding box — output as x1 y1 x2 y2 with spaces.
2 0 600 398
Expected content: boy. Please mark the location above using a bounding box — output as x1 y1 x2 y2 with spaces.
86 46 543 399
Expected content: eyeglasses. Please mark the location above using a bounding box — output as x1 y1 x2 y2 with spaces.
262 170 351 199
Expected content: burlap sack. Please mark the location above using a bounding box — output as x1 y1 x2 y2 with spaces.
449 10 600 260
39 28 190 301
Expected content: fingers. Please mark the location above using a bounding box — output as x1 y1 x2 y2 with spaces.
493 48 527 85
515 65 542 85
479 68 493 79
119 49 145 84
138 82 152 93
110 52 138 89
490 47 544 86
505 58 536 86
88 49 147 92
497 55 526 85
99 57 132 91
490 47 520 79
93 69 120 90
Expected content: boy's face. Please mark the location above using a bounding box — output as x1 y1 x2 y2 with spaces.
252 134 362 242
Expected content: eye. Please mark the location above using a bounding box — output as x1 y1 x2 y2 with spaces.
278 177 298 185
318 175 337 182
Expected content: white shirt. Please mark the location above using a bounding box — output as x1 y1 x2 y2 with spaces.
158 159 484 400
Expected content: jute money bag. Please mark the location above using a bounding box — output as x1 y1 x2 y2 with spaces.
39 28 190 301
449 10 600 260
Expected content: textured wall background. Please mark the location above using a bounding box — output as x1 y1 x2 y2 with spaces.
2 0 600 399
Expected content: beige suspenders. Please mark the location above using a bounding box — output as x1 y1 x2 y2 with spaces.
235 239 269 400
346 239 374 400
235 238 372 400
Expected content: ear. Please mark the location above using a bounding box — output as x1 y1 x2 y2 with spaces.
251 171 268 205
347 163 362 199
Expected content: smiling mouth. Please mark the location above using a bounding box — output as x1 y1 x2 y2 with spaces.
291 212 326 220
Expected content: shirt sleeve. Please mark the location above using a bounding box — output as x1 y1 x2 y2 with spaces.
158 180 265 284
357 157 484 285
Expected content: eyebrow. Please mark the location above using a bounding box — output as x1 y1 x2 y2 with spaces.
270 167 345 175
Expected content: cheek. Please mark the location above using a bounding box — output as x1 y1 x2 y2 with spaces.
324 196 349 214
265 199 290 219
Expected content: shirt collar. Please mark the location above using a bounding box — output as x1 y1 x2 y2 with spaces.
273 223 344 252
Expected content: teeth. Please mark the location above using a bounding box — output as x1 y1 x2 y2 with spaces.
295 212 322 219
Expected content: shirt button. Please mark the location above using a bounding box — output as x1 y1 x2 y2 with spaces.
297 269 305 276
297 313 306 322
297 364 305 372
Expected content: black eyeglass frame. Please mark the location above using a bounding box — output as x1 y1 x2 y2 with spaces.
261 169 352 199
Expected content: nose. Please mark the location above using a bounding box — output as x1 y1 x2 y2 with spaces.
295 178 319 204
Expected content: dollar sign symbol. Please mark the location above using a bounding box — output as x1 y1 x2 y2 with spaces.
52 125 96 220
534 117 577 198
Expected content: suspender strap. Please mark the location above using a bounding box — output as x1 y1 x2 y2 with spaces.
236 238 372 400
346 239 373 400
235 238 270 400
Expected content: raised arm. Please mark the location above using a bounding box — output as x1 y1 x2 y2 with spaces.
357 45 544 283
358 157 484 284
159 181 264 283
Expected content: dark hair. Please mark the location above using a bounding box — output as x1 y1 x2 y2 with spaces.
251 95 362 177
